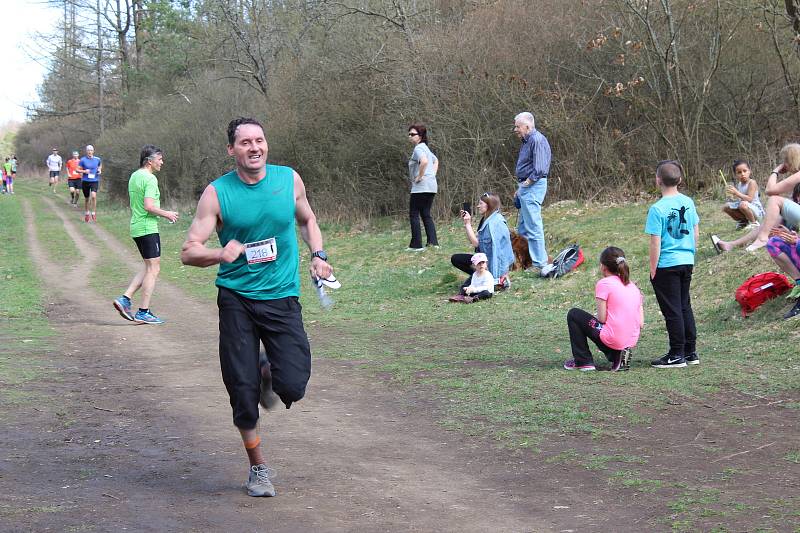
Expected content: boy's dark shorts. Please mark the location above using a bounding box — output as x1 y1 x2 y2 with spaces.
217 287 311 430
133 233 161 259
68 179 82 190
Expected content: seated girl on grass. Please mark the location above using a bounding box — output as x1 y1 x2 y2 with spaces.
563 247 643 372
766 195 800 319
449 253 494 303
723 160 764 230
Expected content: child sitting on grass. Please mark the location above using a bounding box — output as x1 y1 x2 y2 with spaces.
449 253 495 303
563 247 643 371
722 160 763 230
766 223 800 319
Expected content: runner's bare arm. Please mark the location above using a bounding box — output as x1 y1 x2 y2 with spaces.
181 185 243 267
294 172 332 279
144 197 179 222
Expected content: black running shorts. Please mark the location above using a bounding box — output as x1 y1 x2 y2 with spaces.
49 171 60 178
217 287 312 429
68 179 82 190
133 233 161 259
82 181 99 197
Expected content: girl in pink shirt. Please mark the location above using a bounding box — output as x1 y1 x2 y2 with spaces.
563 246 644 371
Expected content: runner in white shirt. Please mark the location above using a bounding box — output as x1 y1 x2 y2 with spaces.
46 148 63 193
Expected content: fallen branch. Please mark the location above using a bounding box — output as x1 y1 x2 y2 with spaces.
92 406 115 413
711 442 776 463
737 400 786 409
102 493 120 500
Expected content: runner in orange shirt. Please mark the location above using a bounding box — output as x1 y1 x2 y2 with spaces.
65 151 81 207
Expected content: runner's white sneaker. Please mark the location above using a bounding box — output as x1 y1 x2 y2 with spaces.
246 464 276 497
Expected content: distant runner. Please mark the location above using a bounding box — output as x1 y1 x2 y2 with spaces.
46 148 62 193
65 151 81 207
113 145 179 325
181 117 333 498
3 157 13 195
77 145 102 222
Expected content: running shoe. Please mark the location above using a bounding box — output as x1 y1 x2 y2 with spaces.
134 310 164 324
84 213 90 223
563 359 596 371
612 347 632 372
258 350 280 410
735 220 748 230
684 352 700 365
246 464 276 497
783 299 800 320
650 354 687 368
91 213 97 222
405 247 424 252
113 296 134 321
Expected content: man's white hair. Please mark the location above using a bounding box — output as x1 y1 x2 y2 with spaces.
514 112 535 129
86 145 94 151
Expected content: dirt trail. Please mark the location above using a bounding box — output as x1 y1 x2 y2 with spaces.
2 197 556 532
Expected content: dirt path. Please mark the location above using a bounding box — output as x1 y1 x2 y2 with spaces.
2 197 554 532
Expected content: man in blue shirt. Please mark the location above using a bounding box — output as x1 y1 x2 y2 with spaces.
78 145 102 223
513 111 551 269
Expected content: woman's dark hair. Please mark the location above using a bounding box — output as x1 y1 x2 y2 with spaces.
732 159 750 173
139 144 163 168
793 182 800 204
600 246 630 285
478 193 502 227
227 117 265 145
408 122 429 144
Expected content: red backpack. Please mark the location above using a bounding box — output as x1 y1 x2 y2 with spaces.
735 272 793 317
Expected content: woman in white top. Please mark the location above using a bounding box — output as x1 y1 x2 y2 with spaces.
722 160 764 230
406 123 439 251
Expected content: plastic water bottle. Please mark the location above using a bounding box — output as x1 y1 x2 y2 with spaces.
312 276 334 310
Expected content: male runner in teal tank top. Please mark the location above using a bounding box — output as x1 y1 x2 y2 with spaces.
181 117 333 498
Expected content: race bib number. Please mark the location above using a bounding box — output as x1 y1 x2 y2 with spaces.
245 238 277 264
88 173 96 180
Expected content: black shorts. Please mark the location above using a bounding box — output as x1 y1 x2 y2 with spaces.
82 181 99 197
133 233 161 259
49 171 60 178
217 287 312 429
68 179 82 190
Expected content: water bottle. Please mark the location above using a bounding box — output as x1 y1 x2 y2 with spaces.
312 275 334 310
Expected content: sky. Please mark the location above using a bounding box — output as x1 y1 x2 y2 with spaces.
0 0 60 125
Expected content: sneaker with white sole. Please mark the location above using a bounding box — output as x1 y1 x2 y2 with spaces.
113 296 134 321
783 299 800 320
651 354 687 368
684 352 700 365
246 464 276 497
563 359 596 371
612 347 632 372
134 309 164 324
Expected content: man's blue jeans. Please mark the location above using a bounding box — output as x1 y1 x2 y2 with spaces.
517 178 548 268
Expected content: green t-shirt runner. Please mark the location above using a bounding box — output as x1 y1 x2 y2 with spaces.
128 168 160 237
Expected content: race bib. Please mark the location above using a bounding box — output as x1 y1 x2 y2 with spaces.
88 173 96 180
245 238 277 264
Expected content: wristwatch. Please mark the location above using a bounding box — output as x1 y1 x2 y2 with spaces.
311 250 328 262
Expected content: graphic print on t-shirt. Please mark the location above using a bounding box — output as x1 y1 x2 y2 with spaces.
667 206 690 240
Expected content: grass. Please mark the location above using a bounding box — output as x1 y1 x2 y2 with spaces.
11 176 800 532
0 191 53 413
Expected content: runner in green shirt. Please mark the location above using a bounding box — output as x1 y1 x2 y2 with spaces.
112 145 179 324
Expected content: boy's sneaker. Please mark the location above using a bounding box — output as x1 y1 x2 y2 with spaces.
563 359 596 371
783 299 800 320
684 352 700 365
84 213 90 222
612 348 632 372
134 310 165 324
650 354 687 368
246 464 276 497
113 296 134 321
735 220 748 230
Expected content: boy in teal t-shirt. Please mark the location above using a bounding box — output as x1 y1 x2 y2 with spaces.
645 160 700 369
